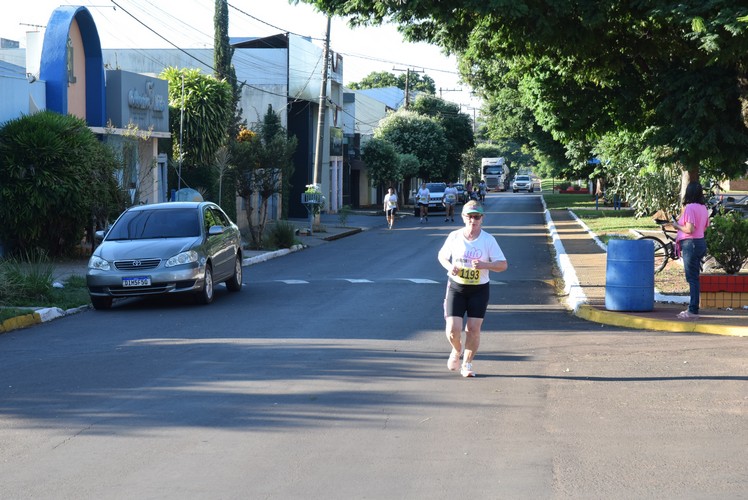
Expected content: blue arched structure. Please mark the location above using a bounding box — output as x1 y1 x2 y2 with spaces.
39 6 105 126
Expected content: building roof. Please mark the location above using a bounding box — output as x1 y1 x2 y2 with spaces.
0 59 25 78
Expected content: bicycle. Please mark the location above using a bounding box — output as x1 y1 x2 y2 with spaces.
638 219 719 274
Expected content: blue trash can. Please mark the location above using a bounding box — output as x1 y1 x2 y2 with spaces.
605 239 654 311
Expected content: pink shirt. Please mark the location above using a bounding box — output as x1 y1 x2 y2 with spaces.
676 203 709 240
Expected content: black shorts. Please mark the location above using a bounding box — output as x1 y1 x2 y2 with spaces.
443 281 490 319
386 208 397 216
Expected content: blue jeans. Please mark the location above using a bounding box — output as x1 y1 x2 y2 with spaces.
680 238 707 314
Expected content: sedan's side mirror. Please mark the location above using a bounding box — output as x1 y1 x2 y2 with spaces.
208 225 225 236
94 230 106 241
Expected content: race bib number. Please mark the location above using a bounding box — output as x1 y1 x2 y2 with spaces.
453 266 480 285
445 193 456 202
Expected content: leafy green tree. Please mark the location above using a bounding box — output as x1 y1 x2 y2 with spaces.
308 1 748 183
232 105 297 249
410 94 474 180
594 131 681 217
161 67 233 170
0 111 122 257
361 138 401 188
398 153 420 178
348 70 436 94
374 109 448 180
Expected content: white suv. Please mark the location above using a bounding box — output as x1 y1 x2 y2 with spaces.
512 175 533 193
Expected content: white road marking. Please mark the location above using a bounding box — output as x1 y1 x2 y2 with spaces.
277 280 310 284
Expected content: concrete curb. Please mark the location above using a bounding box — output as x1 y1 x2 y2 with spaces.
0 305 92 334
576 304 747 337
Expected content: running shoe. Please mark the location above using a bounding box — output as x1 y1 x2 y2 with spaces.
461 362 476 377
676 310 700 320
447 351 460 371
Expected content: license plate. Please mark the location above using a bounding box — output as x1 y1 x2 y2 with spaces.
123 276 151 287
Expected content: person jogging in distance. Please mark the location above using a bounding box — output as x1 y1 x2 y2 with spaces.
383 187 399 229
417 182 430 223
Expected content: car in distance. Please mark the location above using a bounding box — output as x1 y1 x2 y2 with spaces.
86 201 243 310
512 175 534 193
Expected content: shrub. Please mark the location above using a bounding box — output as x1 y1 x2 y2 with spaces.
266 220 298 249
0 250 55 305
705 210 748 274
338 205 352 227
0 111 122 257
557 181 571 191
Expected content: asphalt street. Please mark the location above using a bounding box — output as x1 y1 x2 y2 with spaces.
1 193 746 499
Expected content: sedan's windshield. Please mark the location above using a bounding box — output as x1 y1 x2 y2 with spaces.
427 183 446 192
516 176 530 182
106 208 201 240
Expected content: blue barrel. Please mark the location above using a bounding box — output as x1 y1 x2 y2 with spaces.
605 239 654 311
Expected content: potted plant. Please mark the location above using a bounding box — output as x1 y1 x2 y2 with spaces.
700 210 748 309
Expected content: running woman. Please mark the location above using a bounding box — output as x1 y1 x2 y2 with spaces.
437 200 508 377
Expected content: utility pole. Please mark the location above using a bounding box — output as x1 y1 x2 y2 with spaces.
439 87 462 99
313 16 331 187
393 67 423 109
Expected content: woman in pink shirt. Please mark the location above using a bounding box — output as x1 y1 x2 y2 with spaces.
672 182 710 319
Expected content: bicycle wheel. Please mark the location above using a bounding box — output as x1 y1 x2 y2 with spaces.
639 236 669 274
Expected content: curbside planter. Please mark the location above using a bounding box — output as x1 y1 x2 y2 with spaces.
700 273 748 309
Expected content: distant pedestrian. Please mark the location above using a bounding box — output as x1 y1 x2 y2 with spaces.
383 187 399 229
443 181 459 222
672 181 709 320
417 182 430 223
478 180 487 202
437 200 508 377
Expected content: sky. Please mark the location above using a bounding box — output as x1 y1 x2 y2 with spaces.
1 0 480 109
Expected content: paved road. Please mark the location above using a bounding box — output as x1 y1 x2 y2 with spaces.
1 193 746 499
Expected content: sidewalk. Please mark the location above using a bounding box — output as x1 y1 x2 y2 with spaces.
547 208 748 337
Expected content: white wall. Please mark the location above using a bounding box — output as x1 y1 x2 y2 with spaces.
0 76 46 125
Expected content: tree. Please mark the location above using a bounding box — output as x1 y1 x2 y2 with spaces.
161 67 233 170
374 109 448 180
348 70 436 94
232 105 297 249
214 0 245 139
410 94 474 180
307 1 748 183
361 138 401 188
0 111 122 257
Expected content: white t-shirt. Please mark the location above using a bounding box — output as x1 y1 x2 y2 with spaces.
438 229 505 285
384 194 398 210
443 186 458 204
417 188 430 204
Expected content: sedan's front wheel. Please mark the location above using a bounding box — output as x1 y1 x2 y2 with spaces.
226 255 243 292
195 264 214 305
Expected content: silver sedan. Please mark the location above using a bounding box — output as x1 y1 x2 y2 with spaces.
86 202 243 310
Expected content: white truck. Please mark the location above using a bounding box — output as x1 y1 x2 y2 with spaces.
481 157 509 191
